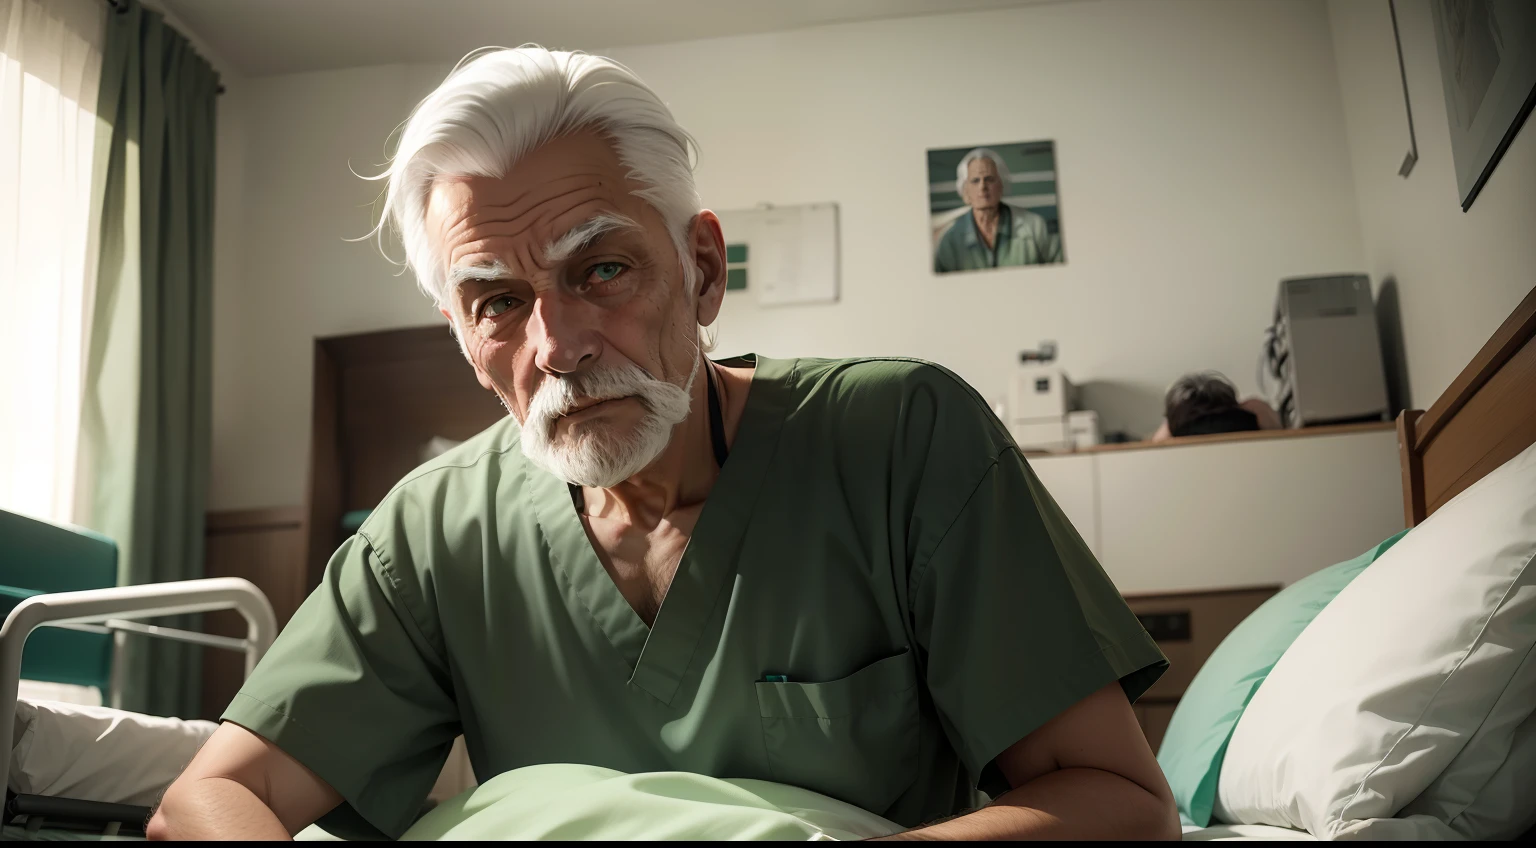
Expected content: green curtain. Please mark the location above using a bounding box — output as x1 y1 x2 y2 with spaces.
77 0 218 718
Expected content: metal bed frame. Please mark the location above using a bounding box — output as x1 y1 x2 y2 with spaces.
0 578 276 837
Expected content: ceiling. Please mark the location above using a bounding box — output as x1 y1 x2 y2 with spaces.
158 0 1060 77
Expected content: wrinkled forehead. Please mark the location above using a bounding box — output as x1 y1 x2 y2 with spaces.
966 156 999 179
423 131 662 276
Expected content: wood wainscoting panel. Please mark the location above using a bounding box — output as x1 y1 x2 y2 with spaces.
1123 586 1280 703
202 507 307 720
1122 585 1278 754
1138 702 1178 754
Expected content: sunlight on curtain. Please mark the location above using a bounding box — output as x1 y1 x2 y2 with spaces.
0 0 106 523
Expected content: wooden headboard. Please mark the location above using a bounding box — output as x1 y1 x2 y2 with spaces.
1397 285 1536 526
304 325 506 588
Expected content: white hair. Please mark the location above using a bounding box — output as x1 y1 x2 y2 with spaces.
373 46 703 311
954 147 1012 196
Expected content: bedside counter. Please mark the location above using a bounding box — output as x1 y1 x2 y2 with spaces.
1027 422 1402 594
1121 585 1281 752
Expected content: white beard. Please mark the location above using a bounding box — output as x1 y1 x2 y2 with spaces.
517 356 699 488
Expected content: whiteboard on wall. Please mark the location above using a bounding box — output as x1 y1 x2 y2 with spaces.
715 203 839 306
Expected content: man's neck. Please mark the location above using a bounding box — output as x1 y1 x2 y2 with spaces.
581 360 750 529
972 204 1002 250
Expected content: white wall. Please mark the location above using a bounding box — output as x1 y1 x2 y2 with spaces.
1328 0 1536 410
208 0 1366 510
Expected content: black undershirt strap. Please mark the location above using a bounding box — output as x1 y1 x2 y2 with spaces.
569 362 729 513
706 362 729 469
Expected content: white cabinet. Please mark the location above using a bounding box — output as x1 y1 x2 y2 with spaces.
1025 427 1404 594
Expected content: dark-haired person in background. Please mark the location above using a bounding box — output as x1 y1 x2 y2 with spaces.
1150 372 1282 442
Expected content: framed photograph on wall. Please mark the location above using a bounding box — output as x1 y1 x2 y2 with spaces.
928 140 1064 275
1430 0 1536 211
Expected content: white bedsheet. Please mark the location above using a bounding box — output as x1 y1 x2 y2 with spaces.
1182 822 1315 841
15 681 101 707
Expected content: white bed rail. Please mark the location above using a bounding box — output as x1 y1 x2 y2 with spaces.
0 577 277 806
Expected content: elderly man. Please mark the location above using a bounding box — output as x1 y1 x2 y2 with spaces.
150 48 1174 841
933 147 1063 273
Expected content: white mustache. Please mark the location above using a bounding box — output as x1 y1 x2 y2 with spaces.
517 357 699 488
527 364 659 429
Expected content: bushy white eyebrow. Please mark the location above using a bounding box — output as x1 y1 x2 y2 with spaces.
443 212 639 299
446 259 514 293
543 212 642 265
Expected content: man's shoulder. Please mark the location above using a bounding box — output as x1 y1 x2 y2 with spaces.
354 415 526 546
934 214 971 255
401 415 524 484
937 213 968 242
1004 203 1049 233
792 356 977 401
787 356 1011 450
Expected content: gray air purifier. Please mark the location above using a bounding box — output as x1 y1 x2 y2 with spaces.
1266 275 1389 428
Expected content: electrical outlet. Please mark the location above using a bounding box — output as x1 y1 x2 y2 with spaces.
1137 611 1192 642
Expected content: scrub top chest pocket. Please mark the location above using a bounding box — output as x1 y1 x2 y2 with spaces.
754 648 921 815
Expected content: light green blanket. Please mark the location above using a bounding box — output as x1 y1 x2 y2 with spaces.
298 764 903 841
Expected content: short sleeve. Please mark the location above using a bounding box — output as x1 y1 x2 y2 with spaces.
222 533 459 840
910 448 1166 798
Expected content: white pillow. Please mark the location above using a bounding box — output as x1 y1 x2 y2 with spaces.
1215 440 1536 839
1396 672 1536 839
1319 704 1536 839
9 699 218 806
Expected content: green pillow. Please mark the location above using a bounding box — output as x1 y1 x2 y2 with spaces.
1156 529 1409 827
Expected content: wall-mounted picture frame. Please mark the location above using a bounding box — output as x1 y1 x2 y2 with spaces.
927 140 1064 275
1430 0 1536 211
715 203 839 306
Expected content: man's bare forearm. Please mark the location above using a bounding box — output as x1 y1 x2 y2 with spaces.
873 767 1180 841
148 776 292 841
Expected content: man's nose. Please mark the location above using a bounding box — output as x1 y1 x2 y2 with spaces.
528 292 600 375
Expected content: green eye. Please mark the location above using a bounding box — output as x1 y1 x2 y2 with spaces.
590 262 626 283
481 294 520 318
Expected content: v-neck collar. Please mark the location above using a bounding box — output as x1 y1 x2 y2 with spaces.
526 354 795 706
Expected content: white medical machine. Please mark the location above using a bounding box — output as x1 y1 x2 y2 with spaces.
1264 275 1390 428
1007 363 1094 452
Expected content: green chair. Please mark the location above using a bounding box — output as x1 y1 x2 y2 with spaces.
0 511 278 835
0 510 117 694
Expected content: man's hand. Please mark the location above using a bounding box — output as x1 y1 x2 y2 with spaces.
874 683 1180 841
147 722 342 840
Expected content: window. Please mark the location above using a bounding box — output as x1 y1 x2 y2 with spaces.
0 0 107 522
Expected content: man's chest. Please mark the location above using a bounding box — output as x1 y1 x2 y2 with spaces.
579 507 701 626
450 529 937 820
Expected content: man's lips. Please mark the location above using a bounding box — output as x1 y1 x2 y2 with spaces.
561 396 630 417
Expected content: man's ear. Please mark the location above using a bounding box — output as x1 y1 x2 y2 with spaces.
442 307 496 393
689 210 728 328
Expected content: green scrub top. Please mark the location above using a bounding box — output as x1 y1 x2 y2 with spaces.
224 356 1165 840
933 203 1063 273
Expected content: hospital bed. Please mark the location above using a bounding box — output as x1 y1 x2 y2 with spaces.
6 286 1536 841
0 577 275 839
